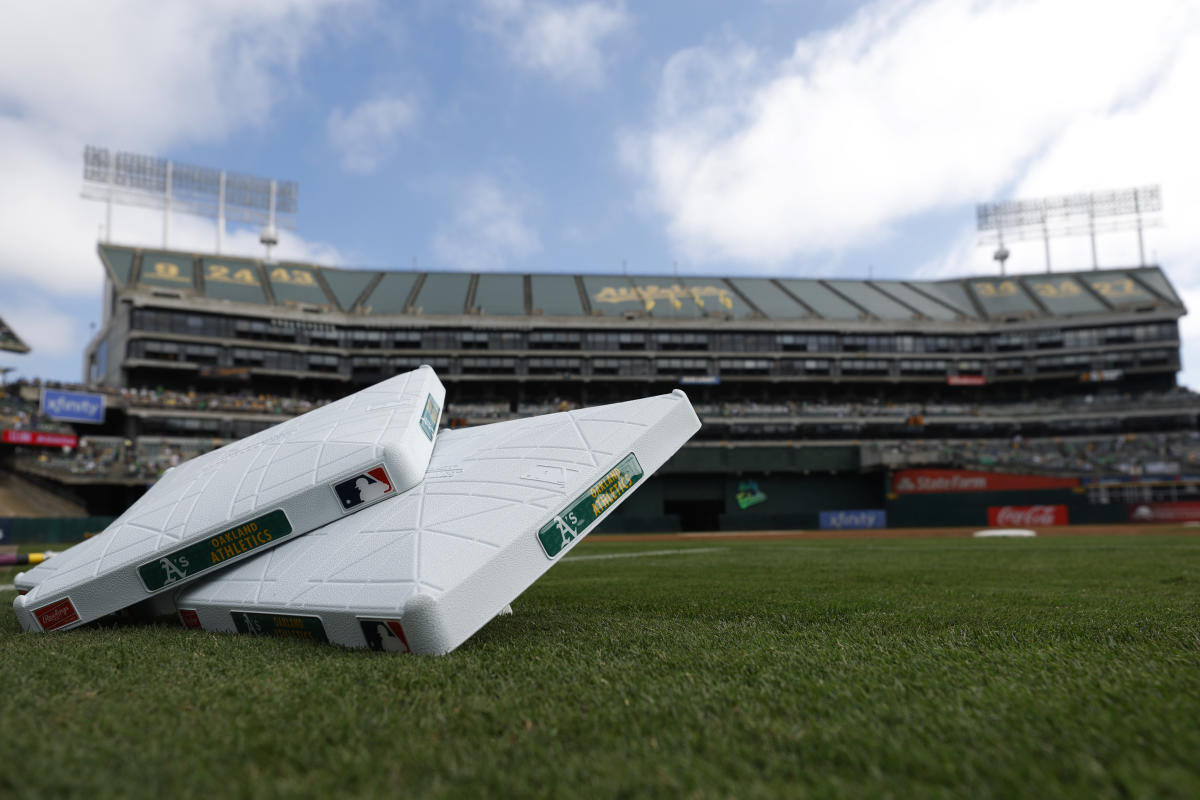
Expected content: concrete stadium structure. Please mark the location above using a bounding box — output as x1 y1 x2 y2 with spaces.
86 245 1184 401
16 244 1199 530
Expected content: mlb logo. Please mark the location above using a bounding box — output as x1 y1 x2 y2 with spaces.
332 465 395 513
359 618 411 652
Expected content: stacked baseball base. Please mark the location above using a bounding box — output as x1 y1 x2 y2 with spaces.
12 374 700 655
14 366 446 631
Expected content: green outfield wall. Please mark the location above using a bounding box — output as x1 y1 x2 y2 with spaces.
0 516 116 544
595 450 1137 533
885 489 1126 527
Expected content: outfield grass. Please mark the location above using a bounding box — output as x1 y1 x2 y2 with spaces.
2 534 1199 798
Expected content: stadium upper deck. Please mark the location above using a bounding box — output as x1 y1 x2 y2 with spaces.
97 244 1181 324
86 244 1185 406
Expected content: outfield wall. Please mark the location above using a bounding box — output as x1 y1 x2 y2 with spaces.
885 489 1126 527
596 470 882 533
596 459 1142 533
0 516 116 544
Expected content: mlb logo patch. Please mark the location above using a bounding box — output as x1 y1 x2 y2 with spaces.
332 465 395 513
359 618 411 652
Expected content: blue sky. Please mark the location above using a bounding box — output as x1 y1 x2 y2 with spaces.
1 0 1199 385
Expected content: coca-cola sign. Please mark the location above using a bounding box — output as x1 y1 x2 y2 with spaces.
987 505 1069 526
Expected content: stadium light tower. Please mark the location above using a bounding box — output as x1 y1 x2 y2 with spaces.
976 186 1161 273
81 146 298 257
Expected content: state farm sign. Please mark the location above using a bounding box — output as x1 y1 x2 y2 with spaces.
892 469 1079 494
988 505 1069 526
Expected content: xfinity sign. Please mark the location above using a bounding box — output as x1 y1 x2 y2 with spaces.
41 389 105 424
819 509 887 530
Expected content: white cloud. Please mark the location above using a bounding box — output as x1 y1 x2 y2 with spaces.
912 19 1200 386
327 95 417 173
629 0 1199 266
475 0 629 88
0 0 359 383
0 2 362 150
431 177 541 270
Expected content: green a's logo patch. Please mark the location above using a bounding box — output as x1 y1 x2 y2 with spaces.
538 453 643 558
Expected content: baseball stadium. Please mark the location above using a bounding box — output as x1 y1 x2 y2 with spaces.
5 1 1200 794
3 196 1199 796
2 243 1195 527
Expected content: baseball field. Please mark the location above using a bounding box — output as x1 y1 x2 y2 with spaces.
2 529 1199 798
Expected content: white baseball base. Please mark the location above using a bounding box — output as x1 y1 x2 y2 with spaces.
14 367 445 632
175 391 701 655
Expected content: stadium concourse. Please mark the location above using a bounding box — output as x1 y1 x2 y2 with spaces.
2 243 1199 530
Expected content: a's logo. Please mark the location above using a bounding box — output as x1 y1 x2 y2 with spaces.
735 479 767 510
359 619 411 652
333 466 395 512
137 509 292 592
34 597 80 631
547 514 581 554
537 453 643 558
157 556 189 585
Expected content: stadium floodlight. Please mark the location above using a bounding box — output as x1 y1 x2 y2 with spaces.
976 186 1161 273
174 391 701 655
13 367 444 633
81 145 299 258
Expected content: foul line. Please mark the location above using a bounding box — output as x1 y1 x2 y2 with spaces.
563 547 726 563
0 584 13 592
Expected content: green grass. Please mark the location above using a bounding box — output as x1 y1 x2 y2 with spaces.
3 534 1200 799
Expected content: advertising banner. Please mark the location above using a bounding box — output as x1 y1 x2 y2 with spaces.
1081 369 1123 383
892 469 1079 494
41 389 105 424
947 375 986 386
987 504 1069 526
1128 502 1200 523
1 429 79 448
819 509 887 530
